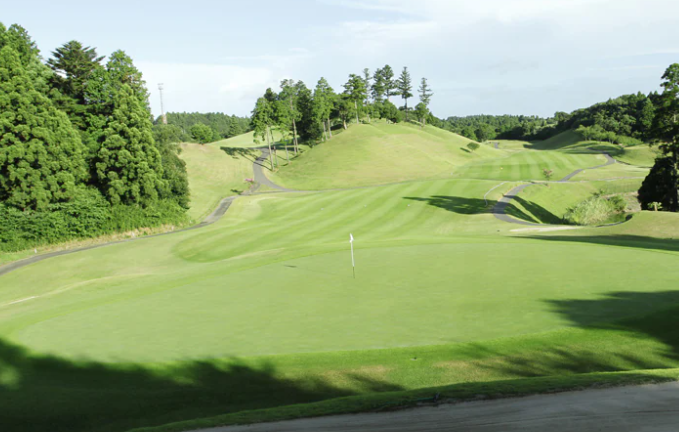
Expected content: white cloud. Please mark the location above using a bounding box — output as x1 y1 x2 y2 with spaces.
139 62 279 117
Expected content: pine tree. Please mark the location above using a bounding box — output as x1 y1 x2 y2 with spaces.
0 46 87 210
94 84 166 206
396 67 414 121
343 74 367 125
381 65 396 101
47 40 104 128
418 77 434 126
372 67 386 103
314 77 336 140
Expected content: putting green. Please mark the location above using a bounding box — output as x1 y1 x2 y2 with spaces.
5 235 679 362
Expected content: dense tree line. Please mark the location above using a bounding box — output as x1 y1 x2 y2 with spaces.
250 65 439 168
160 112 251 144
444 92 660 144
0 22 190 251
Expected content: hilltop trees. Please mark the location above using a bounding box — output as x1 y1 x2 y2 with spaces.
280 79 301 154
343 74 368 125
396 67 413 121
314 78 335 140
417 77 434 126
252 96 276 169
381 65 397 101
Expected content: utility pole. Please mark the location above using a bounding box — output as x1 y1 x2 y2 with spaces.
158 83 167 124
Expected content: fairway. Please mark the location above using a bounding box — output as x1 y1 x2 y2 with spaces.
2 127 679 432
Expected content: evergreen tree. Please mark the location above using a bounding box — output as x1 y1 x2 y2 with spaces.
46 41 104 128
343 74 368 125
396 67 413 121
646 63 679 211
414 103 429 127
371 67 386 103
251 97 276 169
280 80 302 154
638 98 655 140
381 65 396 101
0 46 87 210
296 83 323 142
418 77 434 126
94 84 166 206
314 77 336 140
638 156 678 212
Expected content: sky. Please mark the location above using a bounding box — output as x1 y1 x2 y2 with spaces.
4 0 679 119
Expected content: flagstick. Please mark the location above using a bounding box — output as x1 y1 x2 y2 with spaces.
350 233 356 279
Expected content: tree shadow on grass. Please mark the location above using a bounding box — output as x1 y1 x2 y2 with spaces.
506 196 563 224
0 338 401 432
455 291 679 381
404 196 493 215
522 234 679 254
220 147 258 163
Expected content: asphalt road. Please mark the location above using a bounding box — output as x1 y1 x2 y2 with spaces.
199 382 679 432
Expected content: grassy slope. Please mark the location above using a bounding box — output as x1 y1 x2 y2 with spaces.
209 129 286 149
180 143 259 221
270 122 502 189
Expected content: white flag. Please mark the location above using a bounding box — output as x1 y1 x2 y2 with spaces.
350 233 354 243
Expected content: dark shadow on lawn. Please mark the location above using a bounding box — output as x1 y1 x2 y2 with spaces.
404 196 494 215
522 234 679 254
220 147 258 163
461 291 679 380
404 195 557 225
506 196 563 224
0 338 401 432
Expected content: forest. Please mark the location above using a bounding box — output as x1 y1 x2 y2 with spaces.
0 23 192 252
160 112 251 144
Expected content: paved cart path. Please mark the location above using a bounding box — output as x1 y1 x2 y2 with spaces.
197 381 679 432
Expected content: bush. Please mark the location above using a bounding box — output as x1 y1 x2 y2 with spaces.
564 192 627 226
0 187 188 252
467 142 480 152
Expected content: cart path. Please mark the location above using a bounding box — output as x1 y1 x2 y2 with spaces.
492 152 617 225
197 381 679 432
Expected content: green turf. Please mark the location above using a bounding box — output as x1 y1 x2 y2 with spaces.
208 129 286 149
3 123 679 432
269 122 501 190
180 143 260 220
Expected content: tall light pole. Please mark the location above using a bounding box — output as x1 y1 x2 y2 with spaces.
158 83 167 124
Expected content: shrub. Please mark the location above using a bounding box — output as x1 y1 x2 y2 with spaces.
467 142 480 152
0 187 188 252
564 192 627 226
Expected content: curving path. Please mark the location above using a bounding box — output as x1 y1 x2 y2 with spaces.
253 149 299 192
492 152 617 225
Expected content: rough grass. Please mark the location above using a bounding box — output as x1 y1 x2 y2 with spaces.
270 122 501 190
180 143 259 220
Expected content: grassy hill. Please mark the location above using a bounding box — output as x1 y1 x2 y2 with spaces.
180 143 259 221
269 122 502 190
209 129 286 149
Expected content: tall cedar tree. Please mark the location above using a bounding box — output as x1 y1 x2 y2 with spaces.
95 84 166 206
296 83 323 142
381 65 396 101
0 23 52 95
362 68 372 123
0 46 87 210
251 97 276 169
418 77 434 126
47 41 104 129
314 78 336 140
280 80 301 154
372 68 386 103
396 67 413 121
343 74 367 125
638 156 679 211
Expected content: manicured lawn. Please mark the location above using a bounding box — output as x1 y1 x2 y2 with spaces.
2 123 679 432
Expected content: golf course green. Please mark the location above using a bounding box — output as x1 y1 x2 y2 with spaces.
1 124 679 432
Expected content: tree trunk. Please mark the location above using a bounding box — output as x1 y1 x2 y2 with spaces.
343 119 347 130
354 100 359 125
321 121 327 141
327 118 333 138
289 98 299 155
265 126 274 171
285 138 290 163
405 98 409 121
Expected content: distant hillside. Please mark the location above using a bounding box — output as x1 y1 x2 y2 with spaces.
269 122 502 190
